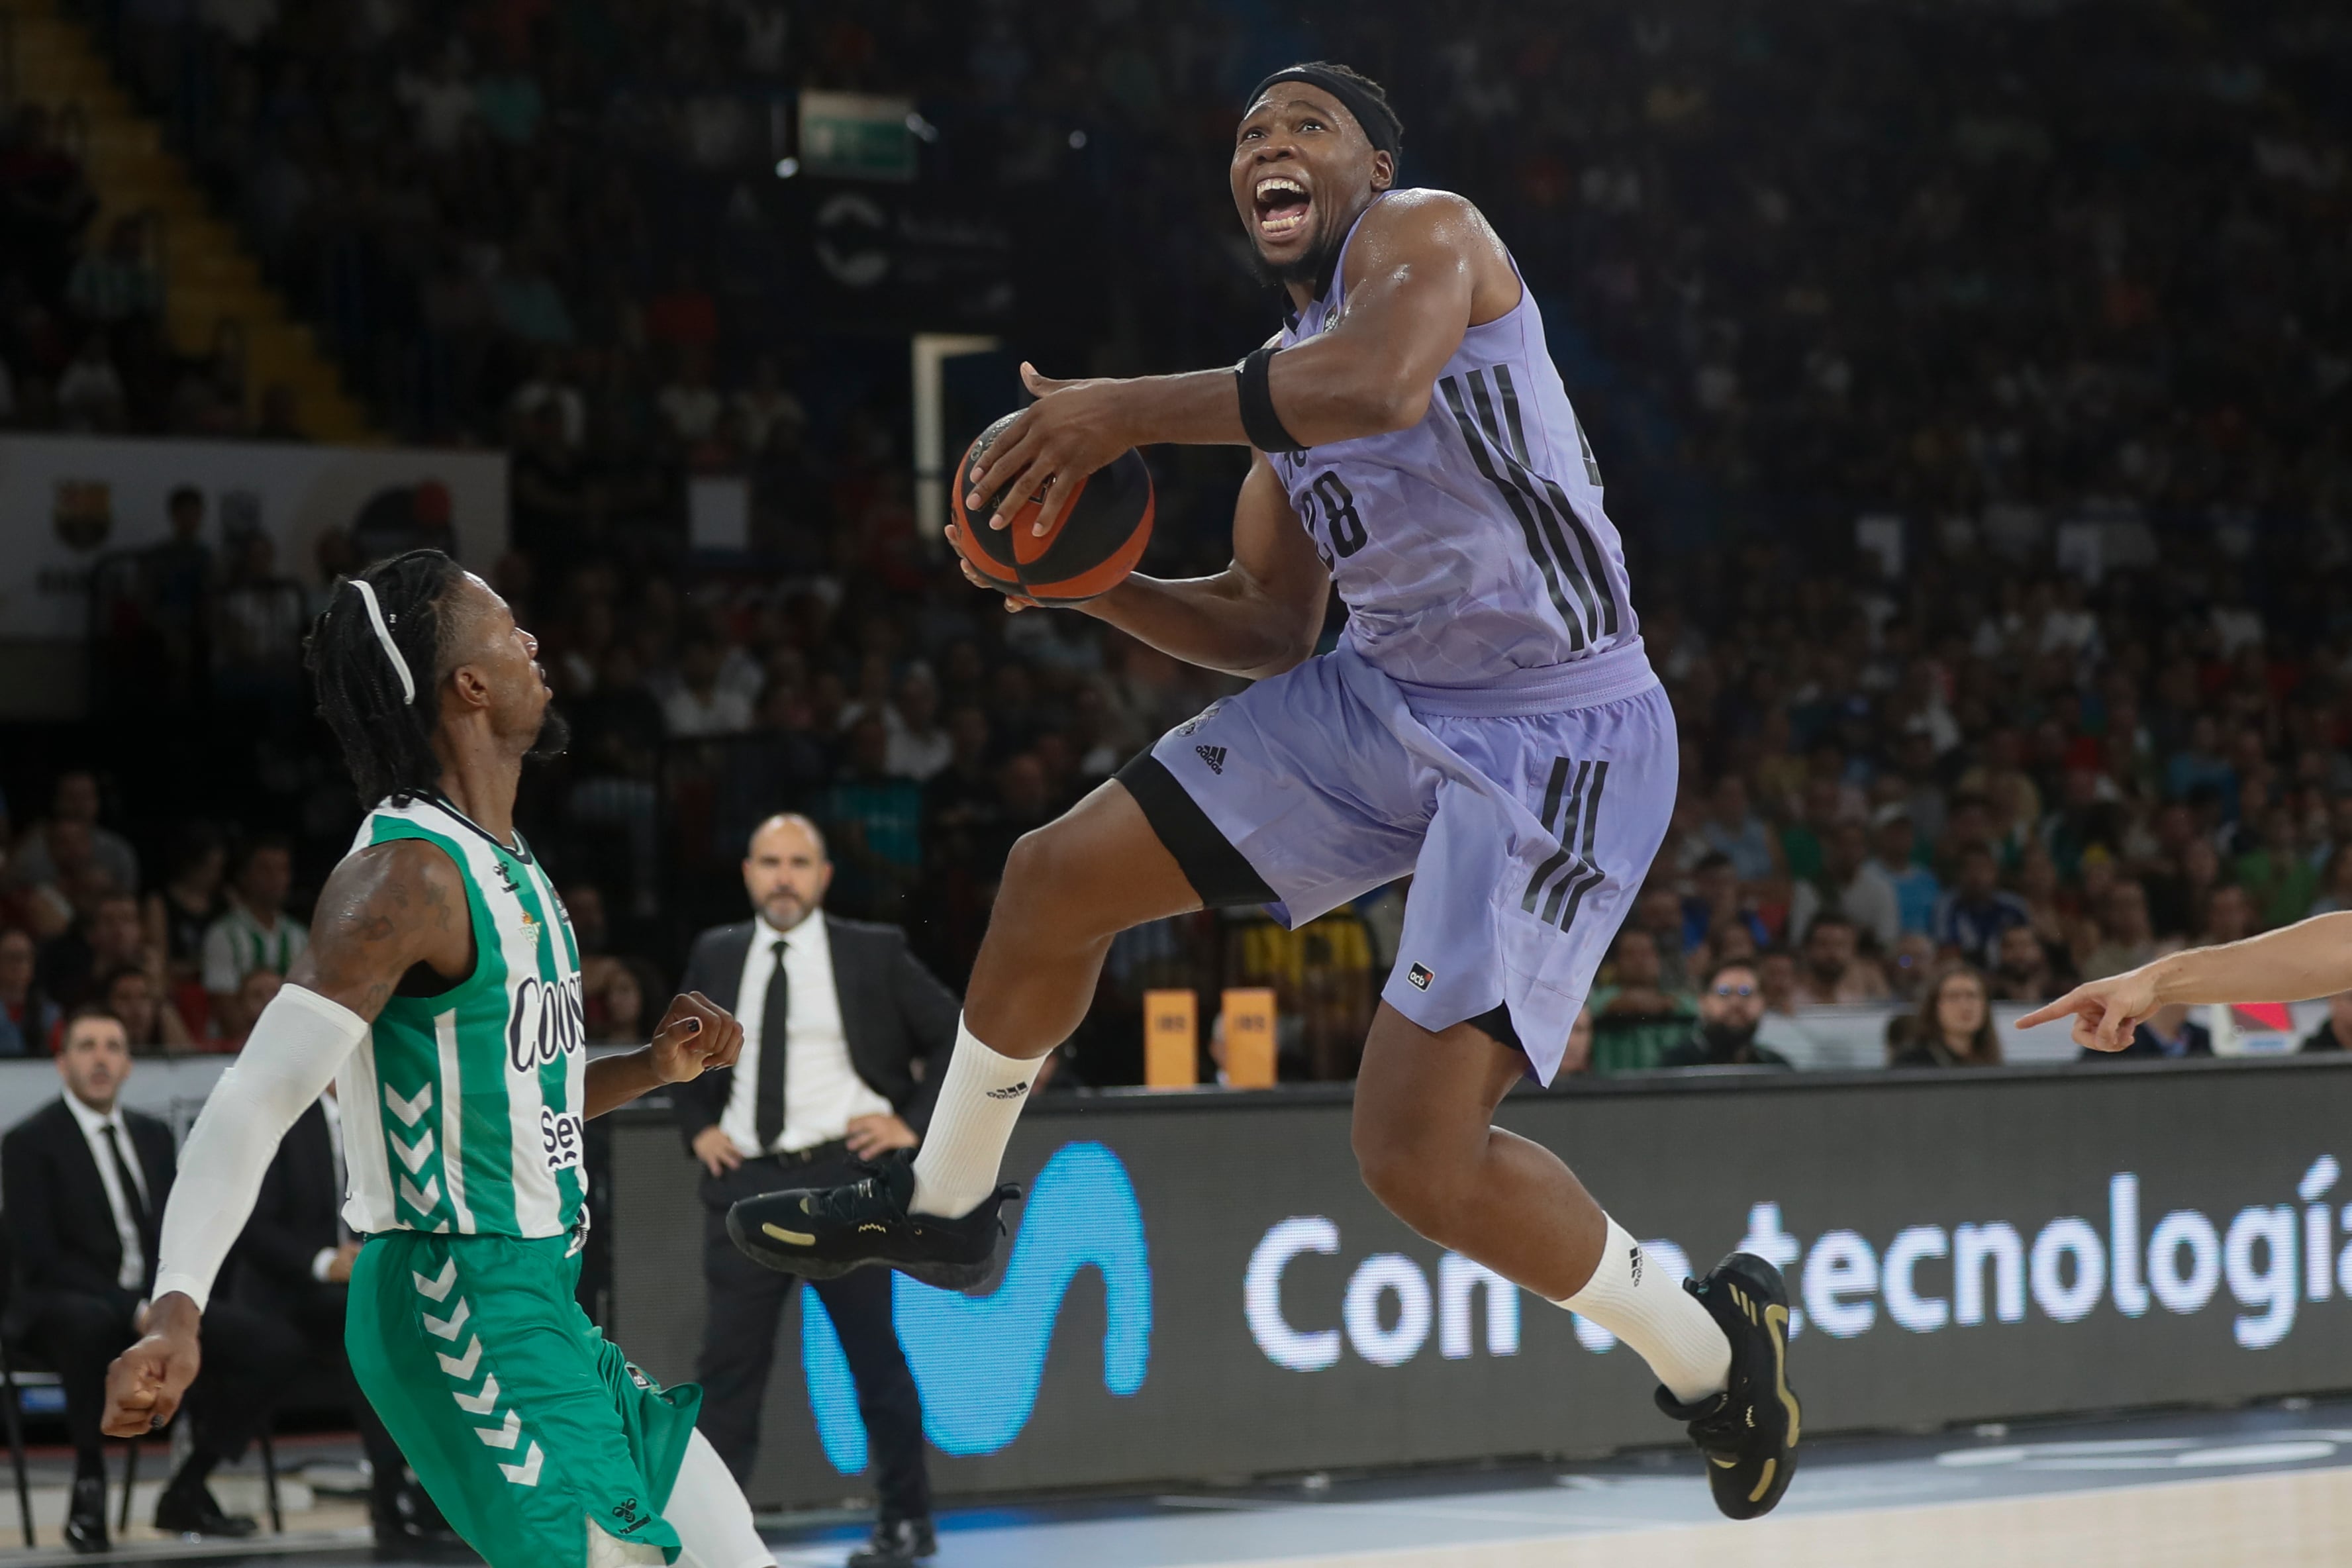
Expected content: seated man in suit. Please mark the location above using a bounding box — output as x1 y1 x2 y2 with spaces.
2 1008 279 1551
678 814 959 1568
225 1087 457 1547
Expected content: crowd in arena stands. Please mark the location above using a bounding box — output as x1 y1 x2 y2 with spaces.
21 499 2352 1085
1 1 2346 1083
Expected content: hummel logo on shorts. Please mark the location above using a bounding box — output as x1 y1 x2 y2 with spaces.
1196 744 1227 774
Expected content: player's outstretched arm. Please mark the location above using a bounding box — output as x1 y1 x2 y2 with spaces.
103 840 463 1438
2017 911 2352 1052
582 991 744 1118
966 191 1497 534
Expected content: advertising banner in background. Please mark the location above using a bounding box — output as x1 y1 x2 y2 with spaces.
0 435 508 639
609 1059 2352 1509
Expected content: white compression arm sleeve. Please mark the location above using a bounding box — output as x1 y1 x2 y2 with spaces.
150 983 368 1312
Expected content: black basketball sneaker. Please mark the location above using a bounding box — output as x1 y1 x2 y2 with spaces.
726 1149 1020 1292
1653 1251 1801 1520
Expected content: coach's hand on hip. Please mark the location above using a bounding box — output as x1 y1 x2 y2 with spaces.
653 991 746 1082
846 1113 918 1160
692 1124 744 1177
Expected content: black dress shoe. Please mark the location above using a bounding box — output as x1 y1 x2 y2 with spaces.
153 1480 260 1538
846 1514 936 1567
371 1480 465 1548
62 1474 108 1553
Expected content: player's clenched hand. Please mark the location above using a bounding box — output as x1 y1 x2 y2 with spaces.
943 524 1036 612
650 991 744 1083
103 1295 201 1437
967 362 1135 536
2016 967 2164 1052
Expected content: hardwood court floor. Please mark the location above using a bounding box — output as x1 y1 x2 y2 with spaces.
8 1400 2349 1566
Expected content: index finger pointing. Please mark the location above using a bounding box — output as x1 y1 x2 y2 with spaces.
2014 987 2090 1030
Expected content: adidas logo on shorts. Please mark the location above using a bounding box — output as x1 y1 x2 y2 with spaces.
1195 744 1227 775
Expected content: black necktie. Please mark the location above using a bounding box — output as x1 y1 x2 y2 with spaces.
102 1123 150 1250
754 939 790 1152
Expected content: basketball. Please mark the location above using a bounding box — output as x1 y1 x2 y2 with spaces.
949 412 1155 605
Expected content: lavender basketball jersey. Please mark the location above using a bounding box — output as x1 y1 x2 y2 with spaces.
1271 193 1635 687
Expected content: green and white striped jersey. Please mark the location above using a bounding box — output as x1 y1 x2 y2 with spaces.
337 795 588 1241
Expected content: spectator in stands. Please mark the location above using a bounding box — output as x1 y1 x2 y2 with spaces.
54 332 126 430
2080 879 2159 981
2200 883 2256 947
142 820 227 991
226 1087 458 1545
39 891 148 1012
1587 928 1697 1074
9 770 139 895
65 215 162 329
1988 924 2057 1003
1559 1006 1594 1079
1659 959 1792 1069
2 1008 279 1546
828 714 926 919
1681 851 1769 958
2309 844 2352 918
1787 819 1899 954
2298 993 2352 1054
99 964 192 1052
2237 807 2319 930
588 957 659 1045
1890 963 2002 1068
1885 932 1939 1004
1793 913 1892 1004
200 833 305 1038
1695 776 1781 885
1932 844 2031 968
663 635 755 737
0 928 58 1057
885 668 952 781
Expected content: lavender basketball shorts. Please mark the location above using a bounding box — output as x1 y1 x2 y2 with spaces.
1118 638 1675 1083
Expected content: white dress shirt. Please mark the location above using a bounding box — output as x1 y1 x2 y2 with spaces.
63 1092 151 1291
721 914 893 1158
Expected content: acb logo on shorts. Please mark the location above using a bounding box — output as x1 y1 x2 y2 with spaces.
1407 963 1434 991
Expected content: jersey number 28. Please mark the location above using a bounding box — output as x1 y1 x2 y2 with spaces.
1298 472 1367 565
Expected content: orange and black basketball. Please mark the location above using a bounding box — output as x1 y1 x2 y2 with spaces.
949 412 1155 605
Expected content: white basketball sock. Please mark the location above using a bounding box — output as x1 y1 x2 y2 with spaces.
1554 1216 1730 1405
660 1430 775 1568
910 1016 1039 1218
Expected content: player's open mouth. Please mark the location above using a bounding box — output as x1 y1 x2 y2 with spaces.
1253 175 1311 240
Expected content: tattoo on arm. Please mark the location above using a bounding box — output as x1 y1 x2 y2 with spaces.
287 841 466 1022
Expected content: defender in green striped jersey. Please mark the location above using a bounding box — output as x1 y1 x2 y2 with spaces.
106 554 779 1568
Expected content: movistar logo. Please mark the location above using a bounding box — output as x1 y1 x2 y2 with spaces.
801 1142 1150 1469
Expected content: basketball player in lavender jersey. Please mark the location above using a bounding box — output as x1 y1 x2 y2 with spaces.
731 63 1799 1517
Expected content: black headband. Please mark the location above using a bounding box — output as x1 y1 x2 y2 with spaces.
1246 66 1401 166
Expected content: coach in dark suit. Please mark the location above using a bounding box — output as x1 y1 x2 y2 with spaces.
226 1093 455 1548
2 1008 277 1550
677 813 957 1568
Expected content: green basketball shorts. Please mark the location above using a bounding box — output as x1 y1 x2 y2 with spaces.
346 1230 702 1568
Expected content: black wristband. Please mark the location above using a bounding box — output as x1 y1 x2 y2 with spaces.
1236 345 1307 454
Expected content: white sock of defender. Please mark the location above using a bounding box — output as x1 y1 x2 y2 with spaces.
660 1430 776 1568
909 1016 1039 1218
1555 1216 1730 1405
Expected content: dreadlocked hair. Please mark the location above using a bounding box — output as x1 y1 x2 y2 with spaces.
305 549 466 807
